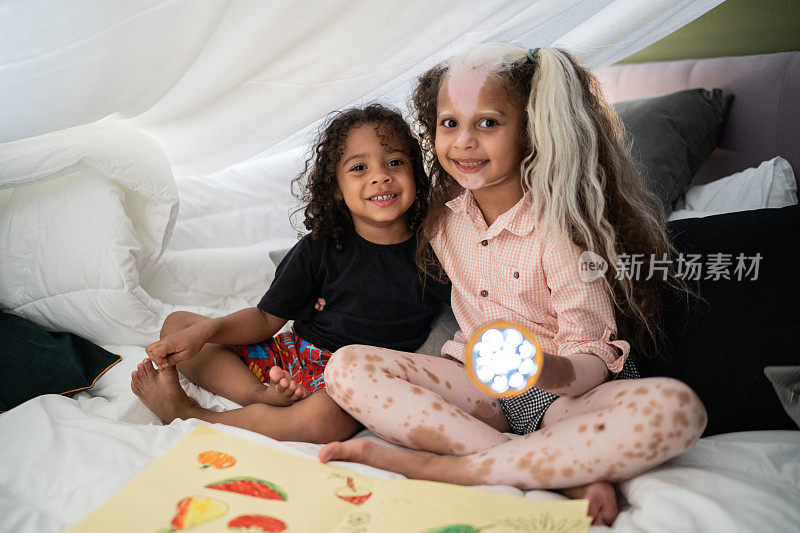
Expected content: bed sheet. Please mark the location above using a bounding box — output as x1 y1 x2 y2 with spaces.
1 345 798 533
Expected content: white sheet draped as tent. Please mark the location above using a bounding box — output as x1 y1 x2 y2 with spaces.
0 0 723 345
3 0 723 176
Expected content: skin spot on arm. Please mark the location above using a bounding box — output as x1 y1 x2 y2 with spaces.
432 402 443 410
560 467 574 478
634 387 648 395
633 424 643 432
578 424 587 433
593 423 605 432
364 363 376 372
445 380 452 390
364 353 384 362
410 386 423 395
614 390 627 400
649 414 663 427
536 354 577 390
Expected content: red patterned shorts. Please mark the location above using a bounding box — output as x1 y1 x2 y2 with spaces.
238 330 331 393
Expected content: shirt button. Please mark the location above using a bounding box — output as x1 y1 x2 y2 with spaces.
481 240 488 246
513 271 520 279
480 289 488 297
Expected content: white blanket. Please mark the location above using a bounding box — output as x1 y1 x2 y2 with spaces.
1 347 799 532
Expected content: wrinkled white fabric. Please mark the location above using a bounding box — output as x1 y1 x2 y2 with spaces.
1 0 724 177
1 346 798 532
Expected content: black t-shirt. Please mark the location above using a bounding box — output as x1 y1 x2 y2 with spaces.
258 230 450 352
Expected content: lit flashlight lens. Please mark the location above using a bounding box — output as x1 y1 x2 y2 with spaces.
471 325 539 394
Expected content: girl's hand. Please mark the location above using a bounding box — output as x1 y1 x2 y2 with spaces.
145 328 206 370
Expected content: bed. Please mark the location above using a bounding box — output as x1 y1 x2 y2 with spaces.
1 52 799 532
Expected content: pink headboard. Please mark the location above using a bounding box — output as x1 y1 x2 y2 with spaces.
595 52 800 185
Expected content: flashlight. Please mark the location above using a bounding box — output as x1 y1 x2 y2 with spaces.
464 320 543 398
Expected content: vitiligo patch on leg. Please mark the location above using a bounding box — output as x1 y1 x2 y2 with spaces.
423 368 440 384
407 425 466 454
672 410 691 427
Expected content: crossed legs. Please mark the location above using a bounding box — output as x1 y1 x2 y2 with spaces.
319 345 707 524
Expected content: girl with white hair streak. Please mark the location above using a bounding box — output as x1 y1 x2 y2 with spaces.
320 44 706 525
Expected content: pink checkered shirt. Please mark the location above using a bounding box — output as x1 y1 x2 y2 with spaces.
431 189 630 374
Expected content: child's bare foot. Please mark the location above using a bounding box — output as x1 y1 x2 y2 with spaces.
131 358 199 423
561 481 619 526
321 442 618 525
260 366 310 406
319 439 454 481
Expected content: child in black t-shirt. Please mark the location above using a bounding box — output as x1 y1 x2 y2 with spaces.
130 104 448 443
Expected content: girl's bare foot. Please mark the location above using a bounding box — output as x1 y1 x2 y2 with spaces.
131 358 199 423
320 440 619 526
260 366 310 406
561 481 619 526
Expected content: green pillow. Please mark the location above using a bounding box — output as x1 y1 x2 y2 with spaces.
0 312 121 411
615 88 733 215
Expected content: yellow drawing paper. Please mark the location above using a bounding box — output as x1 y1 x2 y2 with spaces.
69 425 590 532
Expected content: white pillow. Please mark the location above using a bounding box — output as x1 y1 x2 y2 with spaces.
0 121 178 346
668 157 797 221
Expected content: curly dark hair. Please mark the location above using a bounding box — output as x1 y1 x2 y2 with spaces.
292 104 430 250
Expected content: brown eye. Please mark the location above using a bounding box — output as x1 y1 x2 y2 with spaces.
440 118 457 128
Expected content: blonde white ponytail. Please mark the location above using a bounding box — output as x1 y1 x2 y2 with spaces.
523 48 615 273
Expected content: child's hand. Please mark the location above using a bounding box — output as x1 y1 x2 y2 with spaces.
145 329 205 370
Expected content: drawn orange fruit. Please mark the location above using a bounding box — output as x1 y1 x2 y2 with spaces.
198 451 236 470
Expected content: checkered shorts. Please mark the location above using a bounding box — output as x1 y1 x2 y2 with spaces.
499 356 641 435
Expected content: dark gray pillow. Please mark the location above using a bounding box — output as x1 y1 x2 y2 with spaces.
764 366 800 429
615 88 733 214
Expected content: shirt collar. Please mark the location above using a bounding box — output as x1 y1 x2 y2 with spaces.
446 189 534 238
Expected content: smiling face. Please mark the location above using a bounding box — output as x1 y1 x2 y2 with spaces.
435 66 525 196
335 123 416 244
